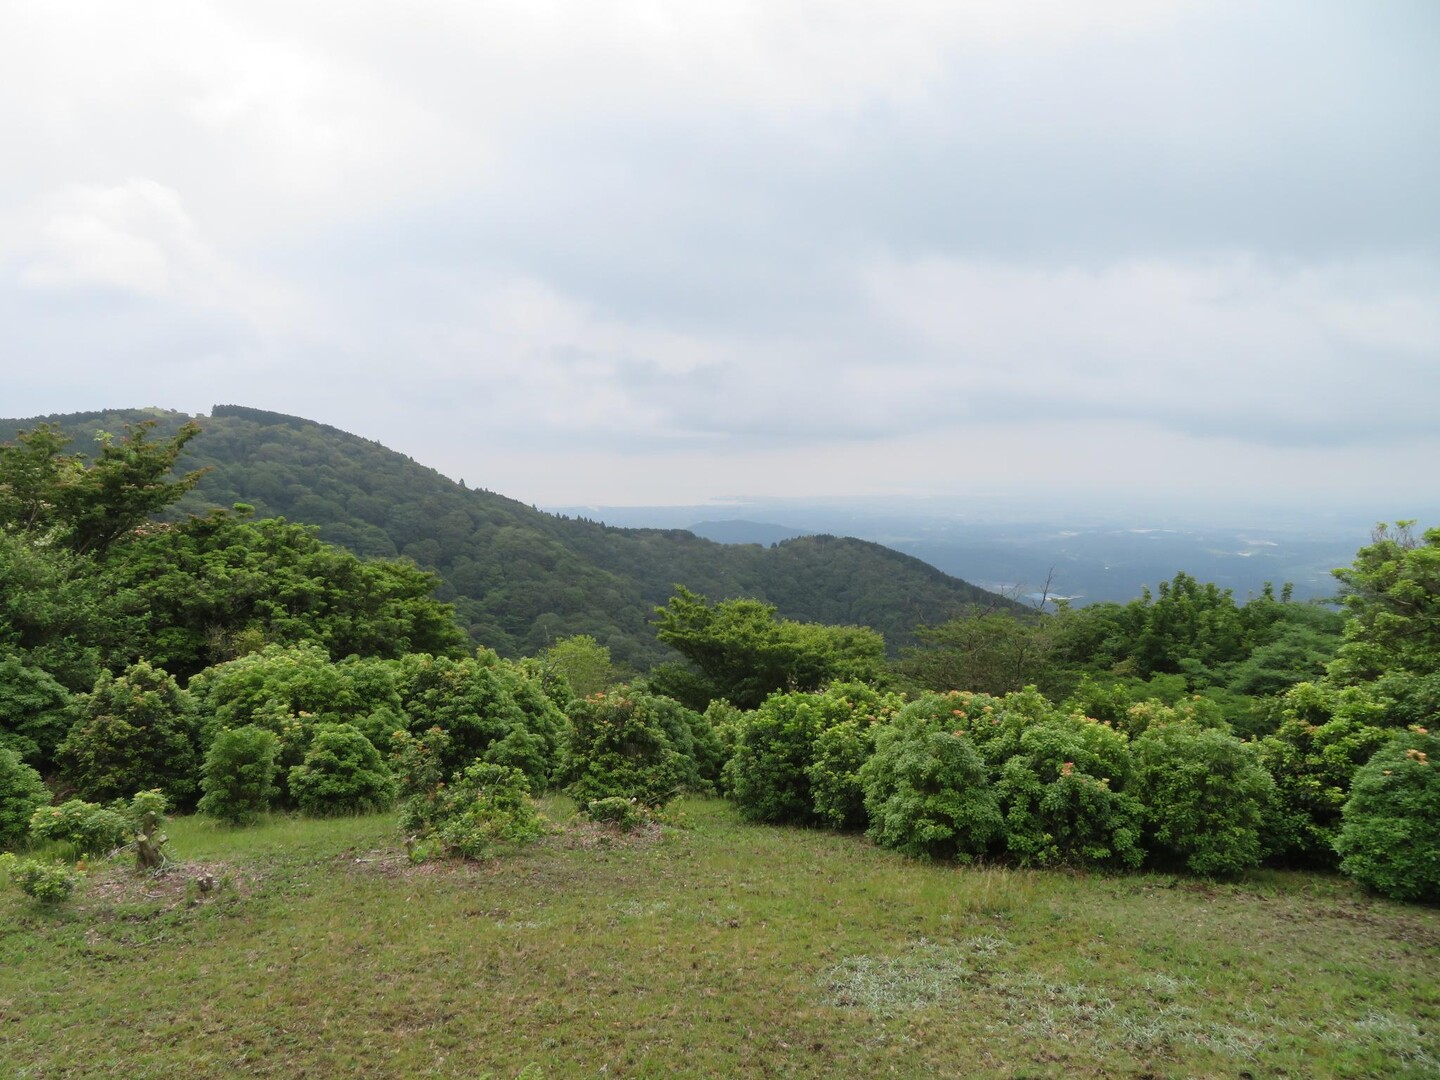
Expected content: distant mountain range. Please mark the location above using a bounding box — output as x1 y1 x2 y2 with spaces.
0 406 1020 669
551 502 1376 606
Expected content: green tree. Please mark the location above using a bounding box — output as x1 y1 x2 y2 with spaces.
896 611 1059 697
539 635 617 699
0 656 74 769
107 510 469 679
0 748 49 851
561 688 693 809
197 725 280 825
1331 522 1440 684
288 723 394 816
859 709 1004 862
0 420 206 556
653 587 886 710
57 661 198 806
1334 728 1440 902
1132 722 1273 877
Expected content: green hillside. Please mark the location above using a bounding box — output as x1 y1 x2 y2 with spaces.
0 406 1019 667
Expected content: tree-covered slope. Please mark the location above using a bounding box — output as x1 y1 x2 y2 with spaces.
0 406 1018 667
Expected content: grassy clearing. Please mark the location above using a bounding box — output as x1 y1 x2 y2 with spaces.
2 798 1437 1078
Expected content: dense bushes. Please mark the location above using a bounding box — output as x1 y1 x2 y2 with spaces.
1335 729 1440 902
198 725 280 825
994 713 1143 869
400 761 546 861
0 748 49 850
57 661 197 807
1131 723 1274 876
727 683 901 825
561 689 695 809
28 799 130 856
288 724 394 816
860 711 1002 861
393 652 565 790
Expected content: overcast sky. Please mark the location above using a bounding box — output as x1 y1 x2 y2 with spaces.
3 0 1437 512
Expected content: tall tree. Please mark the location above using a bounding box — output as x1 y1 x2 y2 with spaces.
652 586 886 709
0 420 206 556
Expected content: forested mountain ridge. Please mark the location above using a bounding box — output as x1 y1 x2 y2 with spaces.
0 406 1019 667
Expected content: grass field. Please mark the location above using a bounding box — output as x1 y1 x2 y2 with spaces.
2 798 1437 1078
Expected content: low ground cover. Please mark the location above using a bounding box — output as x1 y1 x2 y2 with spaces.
2 799 1436 1078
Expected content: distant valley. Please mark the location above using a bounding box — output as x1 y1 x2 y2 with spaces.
552 501 1383 607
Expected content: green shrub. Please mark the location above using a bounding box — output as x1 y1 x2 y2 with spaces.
57 661 198 807
0 656 73 771
728 683 902 826
129 789 172 871
1 747 50 851
28 798 130 856
393 653 566 790
9 857 79 903
809 719 881 831
859 710 1003 862
390 726 454 804
561 689 691 809
994 715 1143 868
197 725 280 825
288 724 394 816
583 796 647 831
403 762 546 861
1257 682 1394 866
1334 729 1440 902
1132 723 1274 876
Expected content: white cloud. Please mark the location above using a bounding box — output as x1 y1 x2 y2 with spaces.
1 0 1436 511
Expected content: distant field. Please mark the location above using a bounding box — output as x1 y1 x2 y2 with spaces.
3 799 1437 1078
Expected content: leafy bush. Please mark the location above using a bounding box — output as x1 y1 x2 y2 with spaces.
1334 729 1440 902
393 653 565 790
561 689 692 809
809 719 881 831
1132 723 1274 876
288 724 394 816
0 747 49 851
859 709 1003 861
403 762 546 861
28 799 130 856
583 796 647 831
1257 682 1392 866
0 655 73 770
9 857 79 903
197 725 280 825
188 646 404 805
57 661 198 806
993 715 1142 868
390 726 454 804
727 683 901 826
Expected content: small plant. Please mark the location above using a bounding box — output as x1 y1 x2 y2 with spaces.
130 789 172 871
10 858 80 903
1334 729 1440 902
1 747 50 851
288 723 394 817
197 724 280 825
28 799 130 857
582 796 648 831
